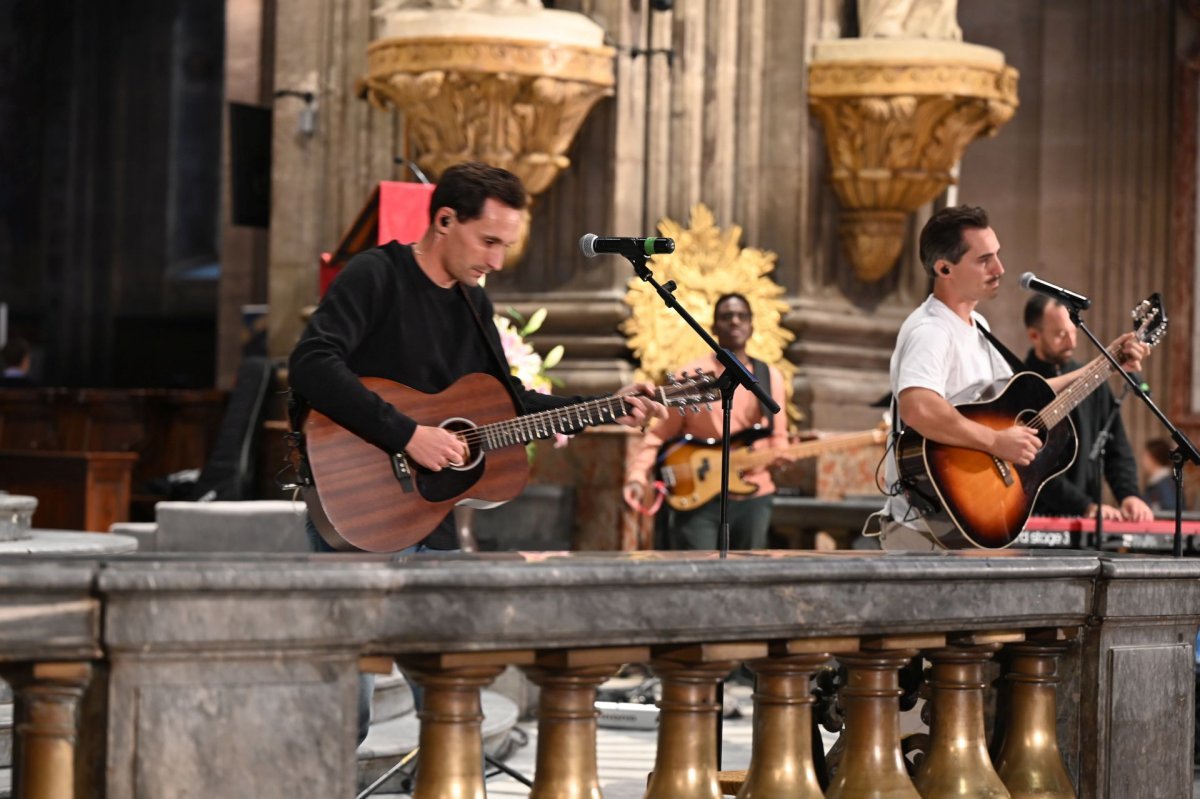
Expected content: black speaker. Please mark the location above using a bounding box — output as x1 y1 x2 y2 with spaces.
229 102 272 228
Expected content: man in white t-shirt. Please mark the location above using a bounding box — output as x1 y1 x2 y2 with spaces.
877 206 1150 550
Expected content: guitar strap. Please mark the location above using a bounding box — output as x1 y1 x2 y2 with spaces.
750 358 775 434
977 323 1026 375
458 284 528 415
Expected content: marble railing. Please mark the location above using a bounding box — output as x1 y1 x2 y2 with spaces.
2 550 1198 798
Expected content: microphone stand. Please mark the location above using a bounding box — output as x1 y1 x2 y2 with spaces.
1068 302 1200 557
1087 385 1127 551
623 249 780 773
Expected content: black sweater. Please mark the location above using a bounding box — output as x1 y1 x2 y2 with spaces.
289 243 578 545
1023 351 1142 516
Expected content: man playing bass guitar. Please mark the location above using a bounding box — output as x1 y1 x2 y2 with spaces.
876 205 1150 551
623 293 789 550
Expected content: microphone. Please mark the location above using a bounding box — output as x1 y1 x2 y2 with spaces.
579 234 675 259
1019 272 1092 311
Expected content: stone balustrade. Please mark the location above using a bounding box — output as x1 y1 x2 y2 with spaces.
0 550 1196 798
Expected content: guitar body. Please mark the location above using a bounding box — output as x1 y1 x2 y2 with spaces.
895 372 1078 549
303 373 529 552
659 435 761 511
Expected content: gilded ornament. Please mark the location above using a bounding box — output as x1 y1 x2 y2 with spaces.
809 50 1019 281
360 8 615 264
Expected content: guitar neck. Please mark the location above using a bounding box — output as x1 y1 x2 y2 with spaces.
735 429 884 470
475 395 635 450
1038 345 1124 430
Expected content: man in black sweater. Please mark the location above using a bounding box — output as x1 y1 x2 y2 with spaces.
1022 295 1153 522
290 161 665 744
291 161 663 551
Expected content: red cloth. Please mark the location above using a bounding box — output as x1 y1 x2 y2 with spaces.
319 182 435 297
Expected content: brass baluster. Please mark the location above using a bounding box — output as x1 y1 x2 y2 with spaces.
915 644 1010 798
3 661 92 799
994 640 1075 799
525 651 634 799
735 651 830 799
825 649 922 799
399 657 508 799
643 656 739 799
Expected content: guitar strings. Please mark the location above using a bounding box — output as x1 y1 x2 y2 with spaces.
450 394 638 450
1027 341 1125 432
449 382 707 450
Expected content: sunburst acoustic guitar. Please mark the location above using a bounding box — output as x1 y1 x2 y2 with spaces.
894 294 1167 550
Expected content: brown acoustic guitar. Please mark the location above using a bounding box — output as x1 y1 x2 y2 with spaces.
894 294 1167 549
659 424 890 511
301 370 717 552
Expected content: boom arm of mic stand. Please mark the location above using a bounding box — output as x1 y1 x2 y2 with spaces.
1069 308 1200 556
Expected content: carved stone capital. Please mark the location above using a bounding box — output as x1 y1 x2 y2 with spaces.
808 40 1019 281
362 32 614 195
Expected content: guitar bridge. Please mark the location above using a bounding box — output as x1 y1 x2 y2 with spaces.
391 454 415 493
991 456 1014 486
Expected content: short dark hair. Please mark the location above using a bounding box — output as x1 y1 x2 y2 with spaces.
918 205 990 278
2 337 28 369
1023 294 1059 329
713 293 752 321
428 161 527 224
1145 438 1172 468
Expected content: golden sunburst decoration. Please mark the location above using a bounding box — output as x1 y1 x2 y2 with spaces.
621 203 800 424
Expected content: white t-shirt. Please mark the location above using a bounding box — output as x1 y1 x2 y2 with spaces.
882 295 1014 526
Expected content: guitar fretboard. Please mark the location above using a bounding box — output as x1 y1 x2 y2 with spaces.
465 395 637 451
1035 344 1125 430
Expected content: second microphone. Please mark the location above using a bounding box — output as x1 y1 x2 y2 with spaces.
579 233 675 259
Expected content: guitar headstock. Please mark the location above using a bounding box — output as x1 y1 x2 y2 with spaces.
662 369 719 414
1132 293 1168 348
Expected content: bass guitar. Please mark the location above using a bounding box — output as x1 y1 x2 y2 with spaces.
301 371 717 552
660 424 890 511
894 294 1167 549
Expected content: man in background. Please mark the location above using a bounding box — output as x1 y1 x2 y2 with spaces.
623 293 788 550
1022 294 1153 521
1140 438 1179 512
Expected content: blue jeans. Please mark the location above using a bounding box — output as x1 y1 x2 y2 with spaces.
304 514 437 745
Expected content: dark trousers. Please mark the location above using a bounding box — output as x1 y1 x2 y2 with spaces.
667 494 773 550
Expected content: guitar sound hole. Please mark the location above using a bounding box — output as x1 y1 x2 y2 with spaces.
1014 409 1047 444
411 417 484 504
441 417 482 470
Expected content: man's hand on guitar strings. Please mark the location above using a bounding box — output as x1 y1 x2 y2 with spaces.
613 382 669 429
405 425 470 471
989 425 1041 467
